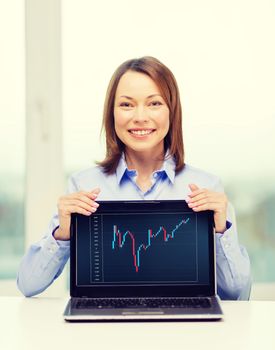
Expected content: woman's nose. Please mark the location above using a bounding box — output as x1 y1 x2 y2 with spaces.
133 106 149 122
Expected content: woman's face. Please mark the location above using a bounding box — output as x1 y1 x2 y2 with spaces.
114 71 170 156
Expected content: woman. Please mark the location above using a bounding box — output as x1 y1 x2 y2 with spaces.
17 56 251 299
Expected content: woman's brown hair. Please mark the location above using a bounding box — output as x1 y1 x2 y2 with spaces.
97 56 184 174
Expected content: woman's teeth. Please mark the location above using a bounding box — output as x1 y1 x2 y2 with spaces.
130 130 154 135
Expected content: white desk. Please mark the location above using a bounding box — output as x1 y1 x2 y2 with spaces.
0 297 274 350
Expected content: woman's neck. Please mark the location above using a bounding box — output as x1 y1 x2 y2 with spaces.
125 148 164 180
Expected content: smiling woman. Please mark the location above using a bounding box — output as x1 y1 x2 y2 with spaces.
99 57 184 175
17 56 251 299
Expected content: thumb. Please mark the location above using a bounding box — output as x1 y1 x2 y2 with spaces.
188 183 199 192
91 187 101 196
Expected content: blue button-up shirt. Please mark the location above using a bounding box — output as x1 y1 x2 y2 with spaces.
17 155 251 299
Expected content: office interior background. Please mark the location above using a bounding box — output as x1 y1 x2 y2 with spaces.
0 0 274 299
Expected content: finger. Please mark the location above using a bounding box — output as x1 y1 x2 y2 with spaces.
191 202 224 212
188 197 219 209
191 203 211 212
188 198 209 208
75 191 99 201
91 187 101 194
58 192 100 215
68 194 99 208
70 205 94 216
79 194 99 208
188 192 210 203
188 188 207 198
60 199 97 216
90 187 101 198
67 199 97 213
188 183 199 192
188 194 220 207
86 189 100 200
60 204 93 216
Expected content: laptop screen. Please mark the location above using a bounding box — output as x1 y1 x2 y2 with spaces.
70 200 215 298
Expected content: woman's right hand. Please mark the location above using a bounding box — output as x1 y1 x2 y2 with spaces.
53 187 101 241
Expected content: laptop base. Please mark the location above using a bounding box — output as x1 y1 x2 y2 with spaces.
63 296 223 321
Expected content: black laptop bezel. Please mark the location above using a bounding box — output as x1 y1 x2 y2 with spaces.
70 200 215 298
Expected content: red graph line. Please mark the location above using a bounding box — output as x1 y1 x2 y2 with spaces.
112 219 189 272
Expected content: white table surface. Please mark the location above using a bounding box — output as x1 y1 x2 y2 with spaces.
0 297 274 350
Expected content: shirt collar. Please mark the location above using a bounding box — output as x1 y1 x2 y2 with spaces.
160 153 176 184
116 154 130 185
115 152 176 185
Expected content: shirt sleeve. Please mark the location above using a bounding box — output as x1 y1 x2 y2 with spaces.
17 176 78 297
212 178 251 300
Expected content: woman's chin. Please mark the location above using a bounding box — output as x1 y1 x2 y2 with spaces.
124 142 164 155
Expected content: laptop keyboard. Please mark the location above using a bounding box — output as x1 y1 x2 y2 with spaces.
74 297 211 309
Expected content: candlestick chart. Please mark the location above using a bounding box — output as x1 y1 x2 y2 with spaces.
93 212 199 283
111 217 190 272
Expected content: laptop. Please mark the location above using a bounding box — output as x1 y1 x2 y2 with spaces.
63 200 224 321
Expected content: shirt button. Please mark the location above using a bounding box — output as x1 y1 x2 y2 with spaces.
224 243 230 249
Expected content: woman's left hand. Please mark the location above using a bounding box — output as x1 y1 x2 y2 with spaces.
187 183 228 233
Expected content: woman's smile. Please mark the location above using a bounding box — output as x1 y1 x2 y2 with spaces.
128 128 156 138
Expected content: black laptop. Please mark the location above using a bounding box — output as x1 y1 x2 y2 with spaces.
63 200 223 321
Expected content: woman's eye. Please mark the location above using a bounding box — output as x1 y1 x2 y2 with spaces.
119 102 132 108
149 101 162 107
